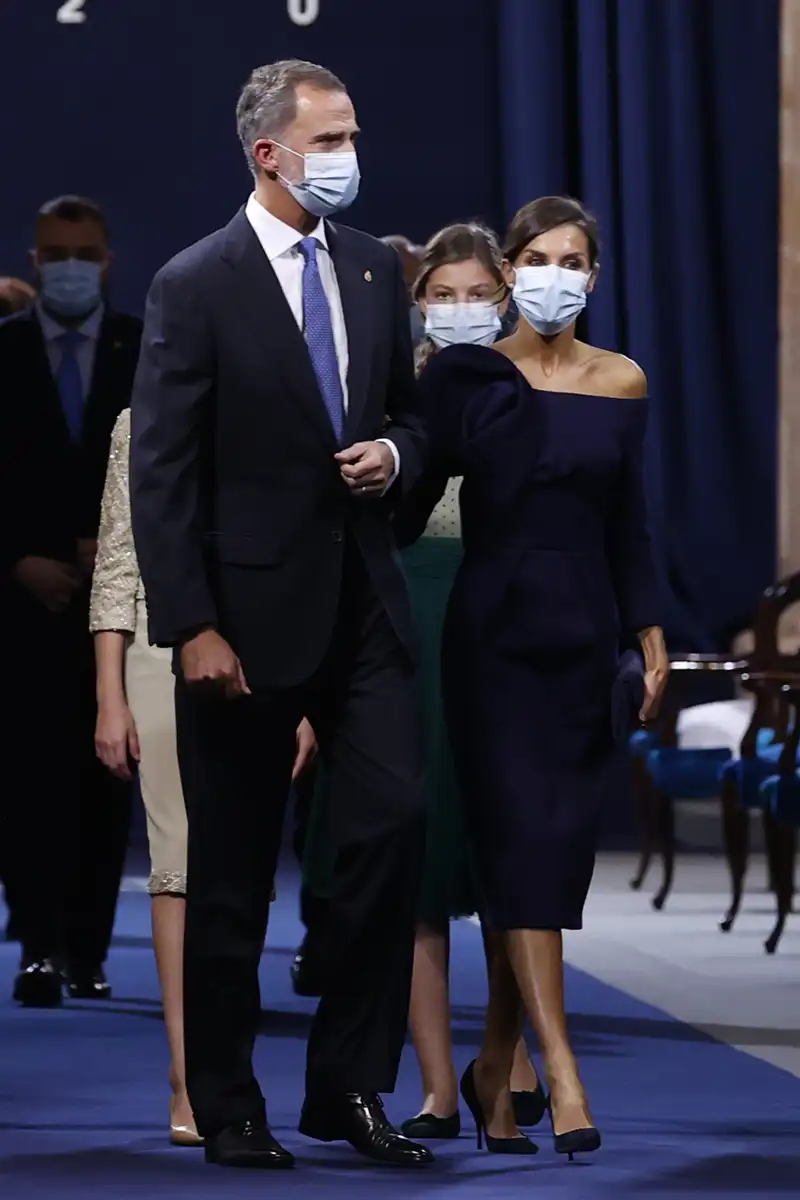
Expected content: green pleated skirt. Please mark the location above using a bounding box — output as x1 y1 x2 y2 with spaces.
302 536 480 925
403 536 480 924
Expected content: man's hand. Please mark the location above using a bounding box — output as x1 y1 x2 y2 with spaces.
77 537 98 579
292 717 318 781
335 441 395 497
180 629 251 699
12 555 82 612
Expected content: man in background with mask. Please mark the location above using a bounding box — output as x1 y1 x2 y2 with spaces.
0 195 141 1008
130 59 430 1172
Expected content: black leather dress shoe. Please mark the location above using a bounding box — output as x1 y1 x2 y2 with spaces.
205 1120 295 1169
13 959 62 1008
290 938 324 998
63 966 112 1000
299 1092 434 1166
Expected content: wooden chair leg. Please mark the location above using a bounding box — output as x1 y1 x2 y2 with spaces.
719 776 750 932
652 792 675 911
629 757 654 891
763 808 797 954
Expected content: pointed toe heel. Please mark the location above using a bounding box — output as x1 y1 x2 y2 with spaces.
460 1060 538 1155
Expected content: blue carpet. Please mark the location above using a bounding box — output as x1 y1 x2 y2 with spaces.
1 864 799 1198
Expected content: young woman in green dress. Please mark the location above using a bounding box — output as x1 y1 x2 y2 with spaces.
395 224 546 1140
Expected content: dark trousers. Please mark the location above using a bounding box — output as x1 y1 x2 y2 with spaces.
2 588 132 967
292 761 330 945
177 554 426 1138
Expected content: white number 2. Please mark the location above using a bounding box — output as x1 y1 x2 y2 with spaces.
57 0 87 23
288 0 319 26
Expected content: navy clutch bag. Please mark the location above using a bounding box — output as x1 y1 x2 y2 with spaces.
612 650 645 744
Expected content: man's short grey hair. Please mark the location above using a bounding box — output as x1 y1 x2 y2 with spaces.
236 59 347 176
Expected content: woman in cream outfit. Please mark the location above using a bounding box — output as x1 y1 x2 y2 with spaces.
91 410 315 1145
90 407 201 1146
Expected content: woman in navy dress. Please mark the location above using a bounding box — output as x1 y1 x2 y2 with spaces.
412 197 669 1156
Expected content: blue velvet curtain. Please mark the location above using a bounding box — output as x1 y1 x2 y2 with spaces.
499 0 780 651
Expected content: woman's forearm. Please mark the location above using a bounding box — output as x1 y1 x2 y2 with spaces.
638 625 668 673
94 630 128 706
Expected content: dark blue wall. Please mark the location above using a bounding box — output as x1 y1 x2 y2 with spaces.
2 0 501 314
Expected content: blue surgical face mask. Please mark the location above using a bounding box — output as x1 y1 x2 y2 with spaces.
39 259 103 319
273 141 360 218
424 301 502 349
513 264 590 336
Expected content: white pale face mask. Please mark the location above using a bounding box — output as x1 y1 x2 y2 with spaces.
273 140 360 218
424 301 502 349
512 264 590 336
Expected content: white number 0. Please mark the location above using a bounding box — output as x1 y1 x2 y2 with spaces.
288 0 319 26
57 0 87 23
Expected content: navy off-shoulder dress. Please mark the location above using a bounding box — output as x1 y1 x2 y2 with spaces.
412 344 661 931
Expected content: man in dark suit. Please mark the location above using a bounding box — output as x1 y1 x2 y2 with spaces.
0 196 140 1006
130 60 431 1171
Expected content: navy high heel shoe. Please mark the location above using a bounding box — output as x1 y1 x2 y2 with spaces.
459 1061 538 1155
547 1094 601 1160
512 1079 548 1127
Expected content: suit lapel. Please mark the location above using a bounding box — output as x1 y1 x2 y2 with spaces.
327 223 373 442
221 209 337 450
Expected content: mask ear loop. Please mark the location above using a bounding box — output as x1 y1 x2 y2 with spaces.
269 139 305 189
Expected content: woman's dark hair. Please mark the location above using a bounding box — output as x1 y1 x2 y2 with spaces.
504 196 599 267
412 222 507 374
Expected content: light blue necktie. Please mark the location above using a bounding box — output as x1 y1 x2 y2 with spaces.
55 330 87 442
299 237 345 443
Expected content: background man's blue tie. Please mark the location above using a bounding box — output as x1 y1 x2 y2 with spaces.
299 237 345 443
56 329 87 443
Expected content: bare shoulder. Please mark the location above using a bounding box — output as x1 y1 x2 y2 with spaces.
602 352 647 399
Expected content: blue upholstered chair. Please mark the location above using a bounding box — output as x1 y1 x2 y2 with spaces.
629 572 800 946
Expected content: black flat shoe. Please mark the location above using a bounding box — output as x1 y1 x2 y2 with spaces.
63 966 112 1000
460 1061 538 1154
512 1080 548 1127
401 1111 461 1139
547 1096 602 1160
13 959 62 1008
300 1091 434 1166
205 1120 295 1169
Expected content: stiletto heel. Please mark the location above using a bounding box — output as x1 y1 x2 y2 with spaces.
546 1093 601 1159
459 1061 538 1155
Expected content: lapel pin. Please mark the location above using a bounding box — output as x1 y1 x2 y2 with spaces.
364 269 372 282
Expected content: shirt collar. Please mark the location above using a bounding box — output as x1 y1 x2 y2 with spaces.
36 298 105 343
245 193 328 261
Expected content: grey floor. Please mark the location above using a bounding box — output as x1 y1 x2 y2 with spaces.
562 851 800 1079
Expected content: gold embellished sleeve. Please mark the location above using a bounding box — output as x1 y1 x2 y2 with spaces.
89 409 140 634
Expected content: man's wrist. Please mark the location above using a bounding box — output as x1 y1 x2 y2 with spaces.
376 437 400 492
176 623 216 648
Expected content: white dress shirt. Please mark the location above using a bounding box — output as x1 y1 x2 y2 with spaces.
37 299 104 397
244 194 399 483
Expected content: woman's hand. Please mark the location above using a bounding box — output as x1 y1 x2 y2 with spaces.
641 666 669 723
95 698 140 780
638 626 670 724
292 718 318 781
